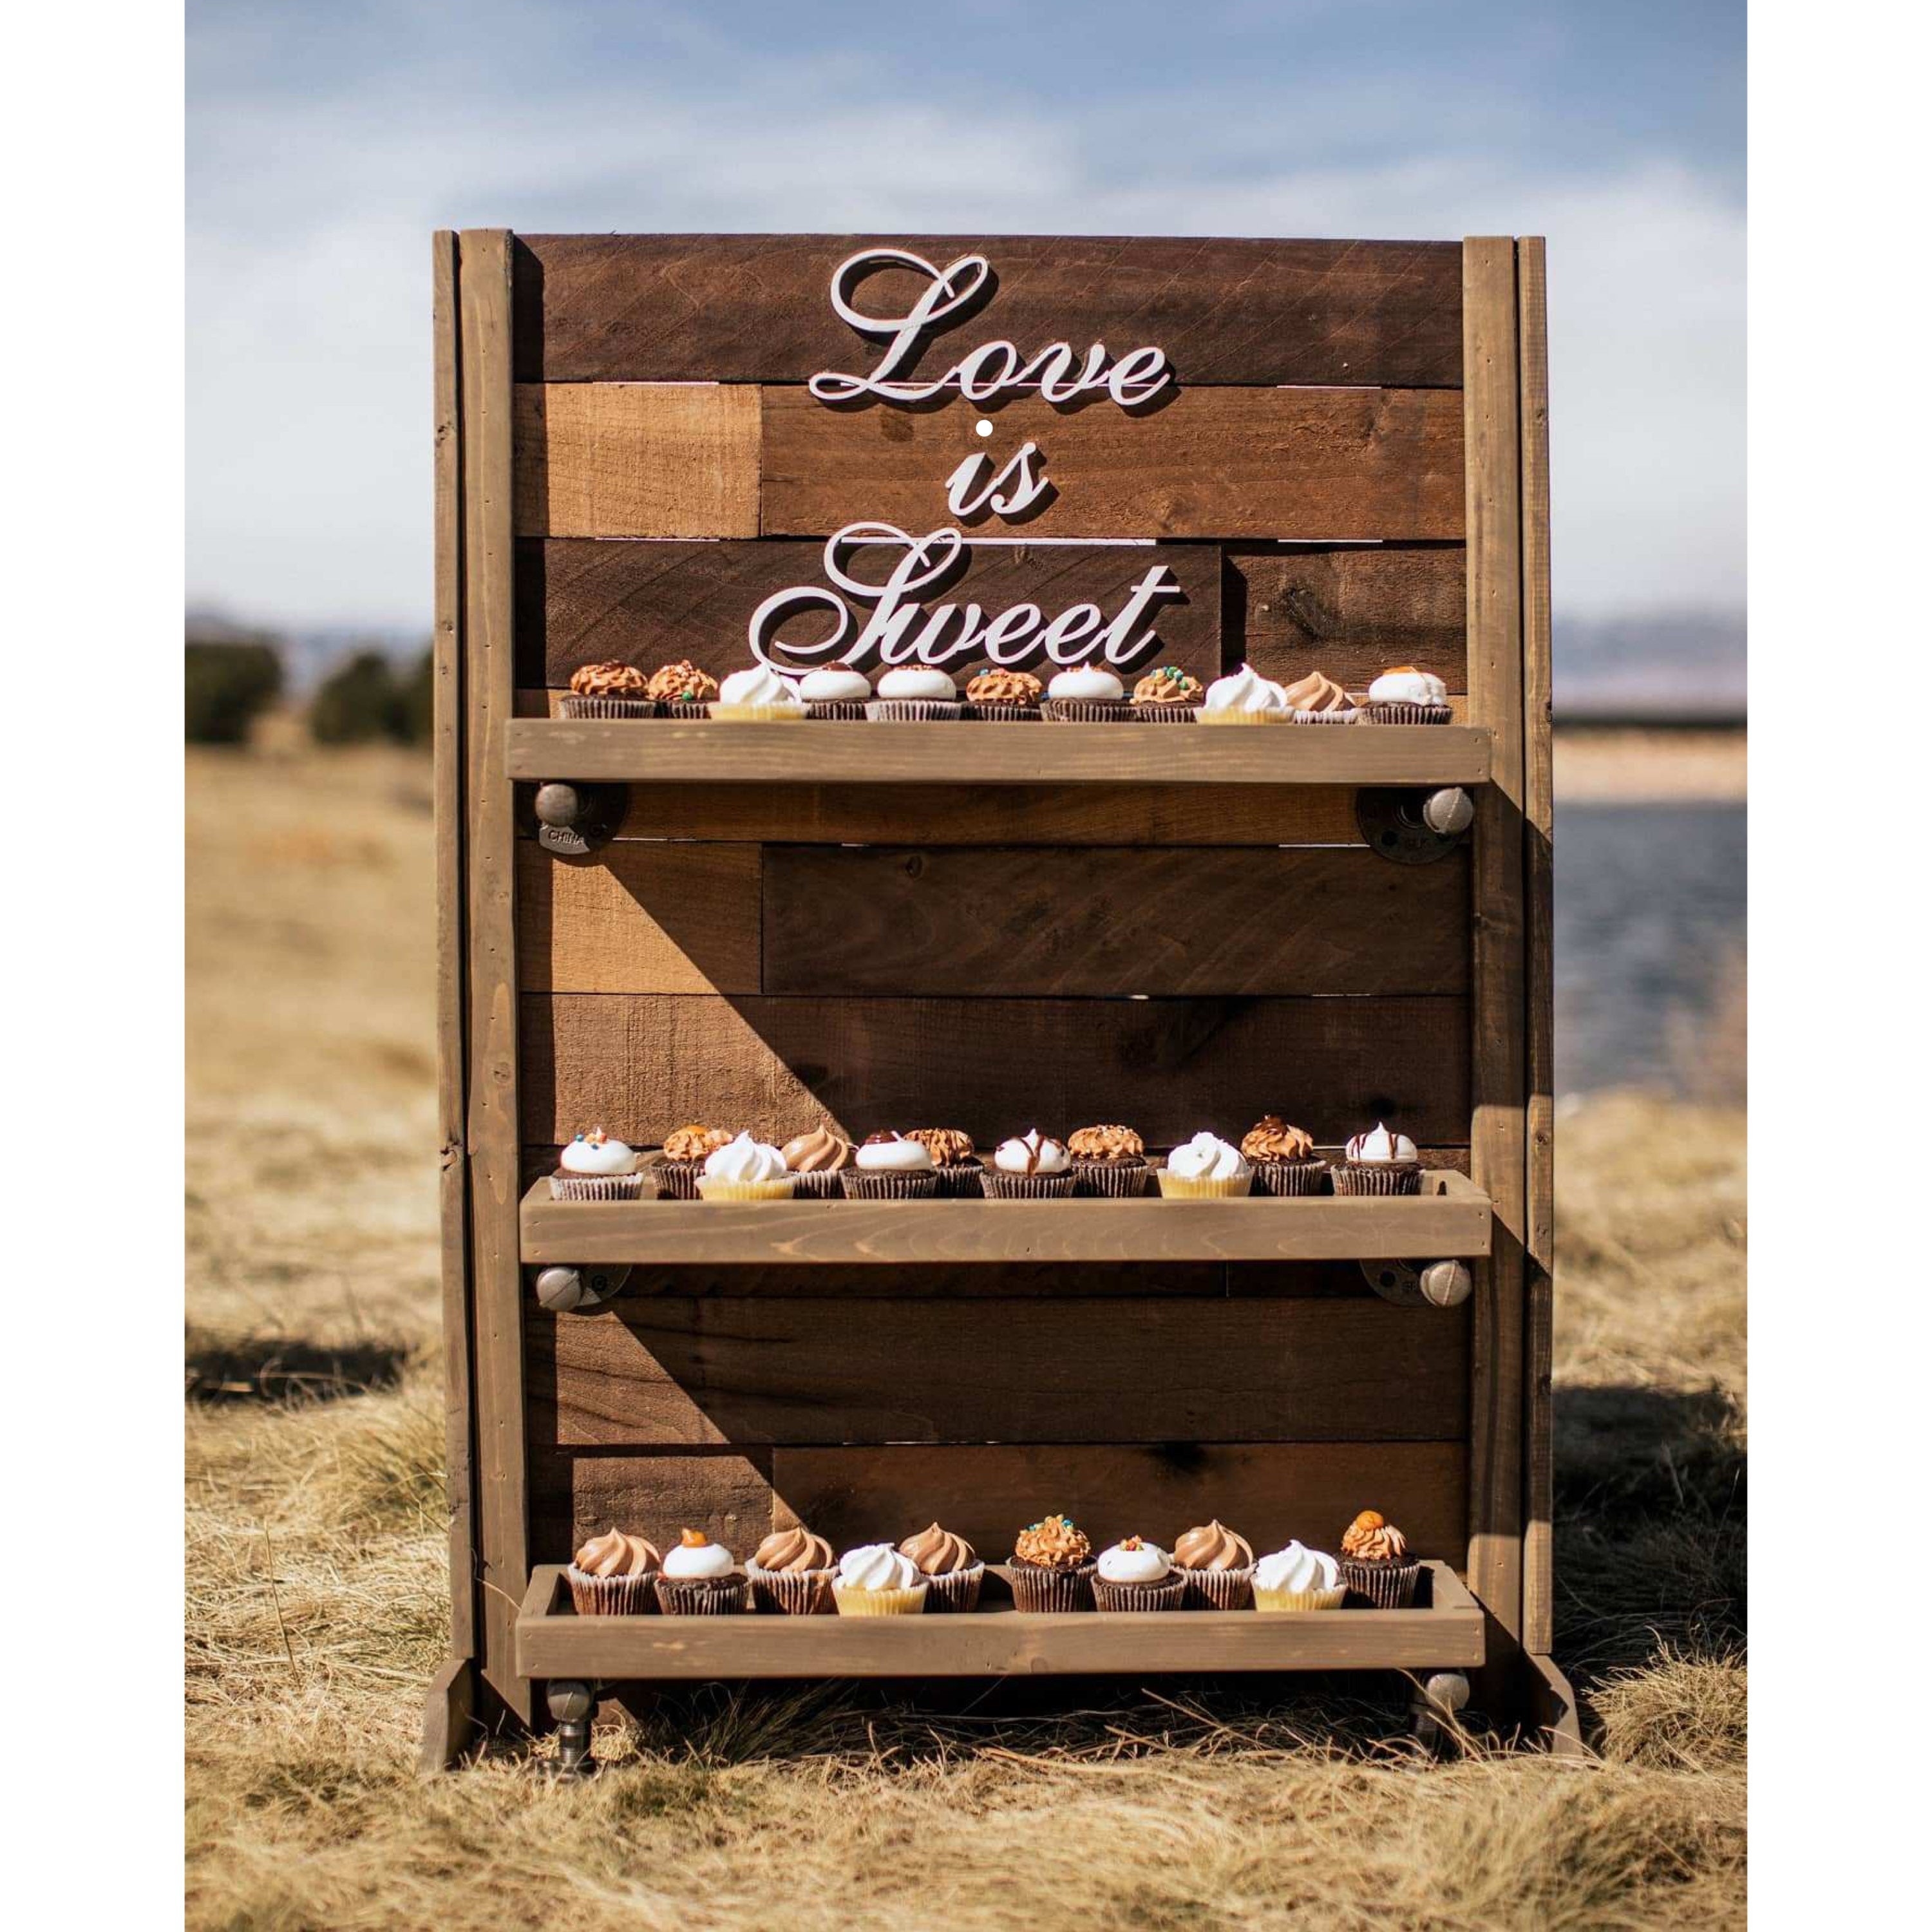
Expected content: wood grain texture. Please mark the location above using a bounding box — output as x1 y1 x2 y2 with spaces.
759 385 1464 541
513 384 759 536
529 1295 1470 1446
760 844 1470 997
418 1656 477 1776
521 991 1472 1149
513 234 1465 388
538 1259 1349 1300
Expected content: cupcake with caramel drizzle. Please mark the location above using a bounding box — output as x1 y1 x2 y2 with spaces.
1171 1518 1257 1610
562 660 655 719
1066 1123 1151 1198
657 1123 737 1200
645 660 720 719
1239 1116 1331 1197
898 1522 985 1613
1130 665 1204 722
1281 670 1359 724
907 1127 981 1197
566 1527 660 1615
964 667 1044 721
1336 1509 1422 1608
1008 1513 1097 1613
746 1526 837 1616
652 1527 748 1616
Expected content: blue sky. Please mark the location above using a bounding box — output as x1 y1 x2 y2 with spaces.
187 0 1744 630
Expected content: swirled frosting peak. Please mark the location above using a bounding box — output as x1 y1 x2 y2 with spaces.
898 1522 978 1577
752 1527 834 1574
1281 670 1356 715
1202 664 1288 716
1173 1520 1254 1571
781 1128 853 1175
1367 666 1448 705
838 1543 920 1591
1340 1511 1409 1562
719 663 804 710
661 1528 737 1578
1240 1116 1317 1164
569 661 649 697
573 1527 660 1577
1067 1124 1145 1162
1255 1542 1340 1595
703 1131 788 1182
1014 1515 1091 1571
1166 1132 1251 1182
1345 1123 1418 1166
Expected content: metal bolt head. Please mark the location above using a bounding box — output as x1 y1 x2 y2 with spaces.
1422 787 1475 837
1417 1259 1474 1308
1423 1671 1471 1713
546 1681 594 1723
534 782 585 829
535 1265 594 1312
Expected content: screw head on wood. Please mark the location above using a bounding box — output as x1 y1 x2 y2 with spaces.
533 782 587 829
1417 1259 1474 1308
1423 1671 1471 1714
1422 787 1475 837
545 1680 594 1723
535 1266 595 1312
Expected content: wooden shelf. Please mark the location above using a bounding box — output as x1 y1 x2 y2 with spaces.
520 1172 1492 1266
516 1561 1484 1680
504 718 1493 787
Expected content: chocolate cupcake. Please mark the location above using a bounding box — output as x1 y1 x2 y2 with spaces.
1239 1117 1330 1197
794 665 873 721
980 1130 1075 1198
566 1527 660 1615
1337 1510 1421 1607
1332 1123 1424 1197
840 1132 940 1200
898 1522 985 1613
1092 1536 1186 1613
550 1128 647 1201
1008 1515 1096 1612
1172 1519 1256 1610
645 660 719 720
781 1127 854 1199
652 1528 748 1615
965 667 1044 721
658 1124 736 1200
1253 1540 1346 1613
866 666 963 722
1362 667 1452 725
746 1527 837 1615
1041 665 1132 722
1066 1124 1151 1198
907 1128 981 1198
561 661 655 719
1281 670 1359 724
1130 665 1203 722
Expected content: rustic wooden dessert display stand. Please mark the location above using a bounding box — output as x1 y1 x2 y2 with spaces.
422 230 1571 1772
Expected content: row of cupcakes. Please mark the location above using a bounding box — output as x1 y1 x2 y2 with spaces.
561 658 1452 725
569 1511 1420 1618
551 1122 1428 1201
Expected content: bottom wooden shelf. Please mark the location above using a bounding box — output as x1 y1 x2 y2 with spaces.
516 1560 1484 1680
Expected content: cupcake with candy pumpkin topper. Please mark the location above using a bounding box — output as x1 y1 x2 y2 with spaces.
1130 664 1204 722
839 1132 940 1200
745 1526 837 1616
645 660 719 719
657 1123 736 1200
1066 1123 1151 1198
898 1522 985 1613
566 1527 660 1615
1172 1519 1256 1610
550 1128 645 1202
1336 1510 1421 1607
1253 1539 1347 1613
794 664 873 720
1332 1123 1423 1197
964 667 1044 722
1282 670 1359 725
906 1128 981 1198
562 661 655 719
652 1528 748 1615
979 1129 1075 1198
1092 1535 1186 1613
696 1131 797 1202
779 1127 854 1200
1362 666 1452 725
1239 1116 1329 1197
1008 1513 1097 1613
1041 665 1132 722
866 665 963 722
831 1542 929 1616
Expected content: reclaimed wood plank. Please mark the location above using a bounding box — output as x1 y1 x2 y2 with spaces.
513 234 1465 388
530 1446 773 1557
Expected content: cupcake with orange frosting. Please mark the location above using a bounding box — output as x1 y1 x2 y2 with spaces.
1240 1116 1329 1197
1130 665 1204 722
566 1527 660 1615
1066 1123 1150 1198
1008 1514 1096 1613
898 1522 985 1613
1337 1510 1421 1607
1253 1540 1347 1613
652 1528 748 1615
746 1526 837 1615
1282 670 1359 725
1172 1519 1256 1609
645 660 719 719
658 1123 736 1200
964 667 1044 722
562 661 655 719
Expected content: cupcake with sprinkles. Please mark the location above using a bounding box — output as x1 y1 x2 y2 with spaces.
551 1128 645 1201
1130 665 1204 722
1092 1535 1186 1613
657 1123 736 1200
1008 1513 1097 1613
645 660 719 719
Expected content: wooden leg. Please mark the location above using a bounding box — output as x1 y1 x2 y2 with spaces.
546 1680 598 1777
417 1655 477 1777
1519 1649 1587 1758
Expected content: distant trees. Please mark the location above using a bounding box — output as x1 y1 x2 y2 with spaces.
184 620 436 748
309 646 435 746
185 636 283 744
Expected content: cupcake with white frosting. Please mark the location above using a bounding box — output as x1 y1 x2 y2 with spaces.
1362 665 1452 725
795 664 873 721
696 1131 797 1201
652 1528 748 1615
1332 1122 1423 1197
839 1132 940 1200
1252 1540 1347 1613
1041 665 1132 722
866 665 963 722
566 1526 660 1615
1092 1535 1186 1613
980 1129 1075 1199
1198 664 1289 725
710 663 806 723
1157 1132 1254 1199
831 1542 929 1616
550 1128 646 1202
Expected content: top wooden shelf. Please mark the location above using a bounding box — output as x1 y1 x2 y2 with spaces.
504 719 1493 787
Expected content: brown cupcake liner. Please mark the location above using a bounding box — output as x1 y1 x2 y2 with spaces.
1363 701 1452 726
1041 699 1134 723
804 701 870 721
1331 1163 1424 1197
1130 705 1200 723
656 699 714 721
1008 1561 1097 1613
918 1563 987 1613
653 1573 750 1616
1093 1574 1188 1613
838 1169 942 1200
745 1564 837 1616
1251 1159 1331 1197
1291 709 1359 725
1072 1158 1151 1198
549 1170 647 1202
963 702 1041 722
1176 1565 1255 1611
560 695 658 719
1339 1558 1421 1609
978 1169 1077 1199
930 1160 985 1200
653 1159 706 1201
865 699 963 722
786 1168 848 1199
565 1567 658 1616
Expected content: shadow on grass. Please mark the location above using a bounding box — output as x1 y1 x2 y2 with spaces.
185 1332 415 1405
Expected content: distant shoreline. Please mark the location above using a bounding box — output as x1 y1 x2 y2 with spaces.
1555 724 1745 804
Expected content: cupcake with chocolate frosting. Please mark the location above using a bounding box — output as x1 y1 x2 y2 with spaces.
780 1127 853 1200
1282 670 1359 725
965 667 1044 722
1066 1123 1150 1198
1130 665 1204 722
1008 1514 1097 1613
1172 1519 1256 1609
907 1128 981 1198
645 660 719 719
652 1528 748 1616
1093 1536 1186 1613
658 1124 736 1200
746 1526 837 1615
866 665 963 723
795 665 873 721
1253 1540 1347 1613
562 661 655 719
840 1132 940 1200
1337 1509 1421 1607
1240 1116 1330 1197
567 1527 660 1615
551 1128 646 1202
897 1522 985 1613
831 1542 929 1616
1042 665 1132 723
1363 667 1452 725
1333 1123 1423 1197
980 1129 1074 1198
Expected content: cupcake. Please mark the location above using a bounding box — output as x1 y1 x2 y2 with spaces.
1157 1132 1253 1199
653 1528 748 1615
746 1526 837 1615
1198 663 1289 724
710 663 806 723
781 1126 854 1199
1041 665 1132 722
1239 1117 1329 1197
1253 1540 1347 1613
561 661 654 719
1281 670 1359 725
795 665 873 721
645 660 719 719
1008 1514 1096 1612
866 666 963 722
980 1129 1075 1198
898 1523 985 1613
550 1128 646 1201
906 1128 981 1198
1362 666 1452 725
566 1527 660 1615
831 1543 929 1616
964 667 1043 721
1092 1536 1185 1613
1066 1123 1150 1198
1337 1510 1421 1607
696 1131 798 1201
840 1132 940 1200
1172 1519 1256 1609
1130 665 1204 721
658 1124 736 1200
1333 1123 1423 1197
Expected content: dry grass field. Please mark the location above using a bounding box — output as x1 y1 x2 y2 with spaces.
185 740 1746 1931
